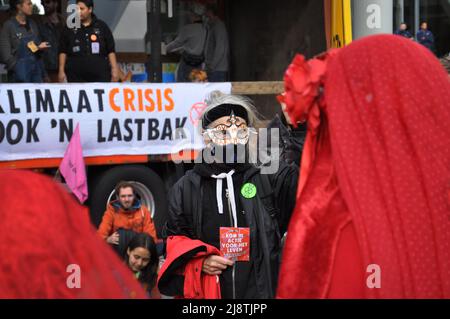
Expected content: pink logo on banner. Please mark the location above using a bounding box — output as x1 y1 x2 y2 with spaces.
59 124 88 203
189 102 207 126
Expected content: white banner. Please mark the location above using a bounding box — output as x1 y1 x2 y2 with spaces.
0 82 231 161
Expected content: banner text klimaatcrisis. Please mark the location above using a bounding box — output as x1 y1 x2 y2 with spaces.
0 83 231 161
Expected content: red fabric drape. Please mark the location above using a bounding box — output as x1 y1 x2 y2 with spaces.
158 236 222 299
278 35 450 298
0 169 148 299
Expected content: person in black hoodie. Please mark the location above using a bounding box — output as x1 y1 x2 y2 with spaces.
159 91 304 299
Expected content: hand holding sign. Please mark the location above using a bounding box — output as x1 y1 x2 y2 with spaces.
202 255 234 275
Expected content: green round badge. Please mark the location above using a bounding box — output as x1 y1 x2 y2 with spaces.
241 183 257 199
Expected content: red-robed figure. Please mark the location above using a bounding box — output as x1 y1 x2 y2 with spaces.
277 35 450 299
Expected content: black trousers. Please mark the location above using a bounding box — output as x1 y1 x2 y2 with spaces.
66 56 111 82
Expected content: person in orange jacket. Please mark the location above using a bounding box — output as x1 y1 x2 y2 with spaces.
97 181 158 244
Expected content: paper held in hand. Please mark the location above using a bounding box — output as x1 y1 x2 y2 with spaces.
219 227 250 262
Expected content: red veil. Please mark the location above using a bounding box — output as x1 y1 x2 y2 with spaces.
277 35 450 298
0 170 147 298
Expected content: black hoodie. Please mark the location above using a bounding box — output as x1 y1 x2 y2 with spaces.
193 162 258 299
162 120 305 298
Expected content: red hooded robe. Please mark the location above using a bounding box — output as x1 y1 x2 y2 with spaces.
0 169 148 298
277 35 450 299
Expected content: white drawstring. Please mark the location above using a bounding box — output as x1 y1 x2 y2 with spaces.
212 170 238 228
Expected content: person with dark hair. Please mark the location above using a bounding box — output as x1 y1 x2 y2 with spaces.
0 0 50 82
97 181 158 245
125 233 160 298
416 22 435 52
58 0 119 82
394 23 413 39
204 4 229 82
34 0 64 82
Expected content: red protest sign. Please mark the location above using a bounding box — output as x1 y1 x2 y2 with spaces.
219 227 250 262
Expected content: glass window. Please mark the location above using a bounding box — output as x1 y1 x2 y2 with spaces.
394 0 450 56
